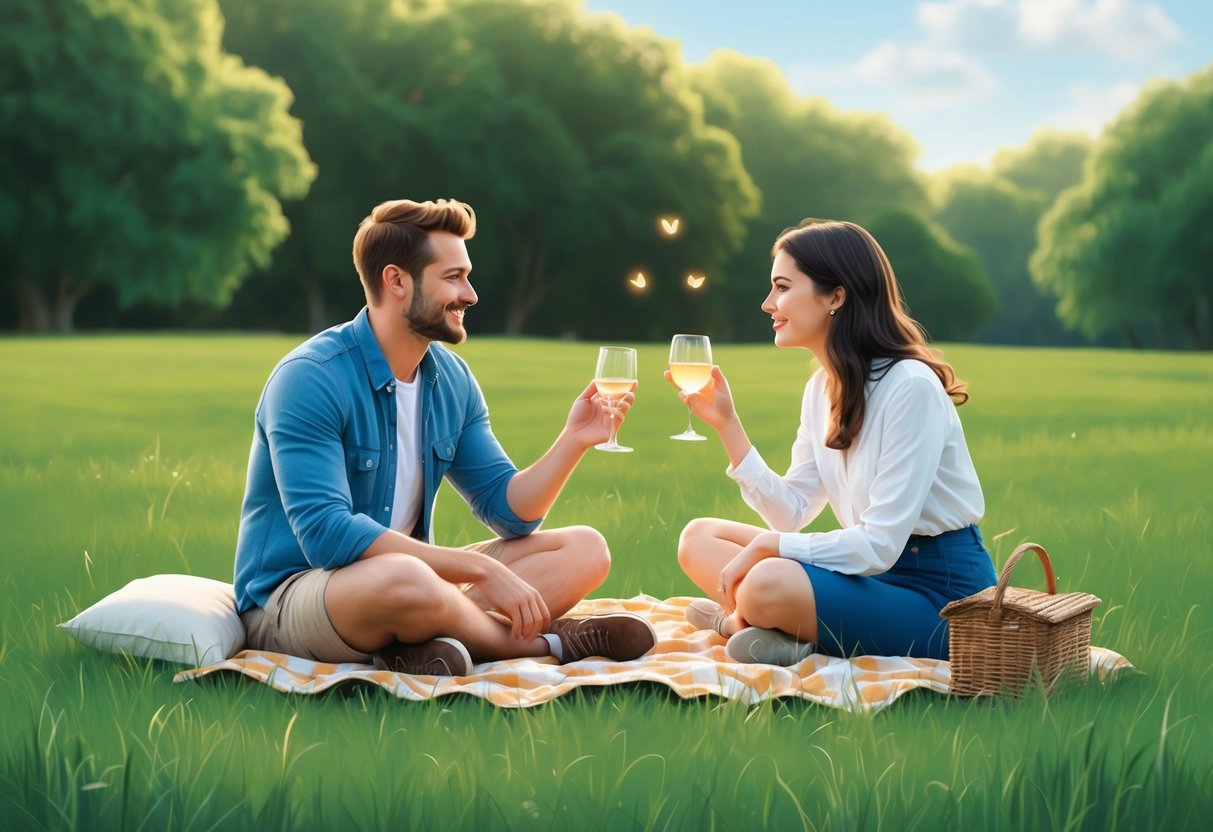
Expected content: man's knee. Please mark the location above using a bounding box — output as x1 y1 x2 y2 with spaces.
361 554 450 615
561 525 611 584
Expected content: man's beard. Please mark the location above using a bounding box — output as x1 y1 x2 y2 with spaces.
404 287 467 344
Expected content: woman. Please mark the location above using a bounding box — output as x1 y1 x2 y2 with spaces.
670 219 997 664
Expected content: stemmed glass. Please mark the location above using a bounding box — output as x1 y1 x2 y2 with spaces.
668 334 712 441
593 346 637 453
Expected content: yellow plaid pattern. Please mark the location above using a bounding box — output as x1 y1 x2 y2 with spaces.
174 596 1133 712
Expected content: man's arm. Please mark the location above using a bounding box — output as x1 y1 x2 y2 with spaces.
507 381 633 521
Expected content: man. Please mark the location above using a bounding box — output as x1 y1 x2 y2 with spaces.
234 197 655 675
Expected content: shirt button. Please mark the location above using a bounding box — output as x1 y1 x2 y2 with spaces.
387 382 395 393
383 506 390 513
365 459 373 468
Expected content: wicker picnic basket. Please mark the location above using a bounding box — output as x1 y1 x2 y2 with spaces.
940 543 1101 697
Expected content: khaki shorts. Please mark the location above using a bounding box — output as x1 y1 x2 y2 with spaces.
240 537 508 663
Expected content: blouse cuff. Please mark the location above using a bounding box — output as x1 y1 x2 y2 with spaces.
778 532 813 562
724 445 768 485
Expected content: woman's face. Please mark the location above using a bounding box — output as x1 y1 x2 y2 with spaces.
762 249 840 351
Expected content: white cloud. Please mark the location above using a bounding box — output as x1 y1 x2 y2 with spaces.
921 0 1183 61
1047 79 1142 133
855 40 999 109
918 0 1019 52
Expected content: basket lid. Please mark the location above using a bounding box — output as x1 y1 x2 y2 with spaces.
941 585 1101 623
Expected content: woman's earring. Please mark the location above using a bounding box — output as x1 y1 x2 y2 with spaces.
828 308 836 317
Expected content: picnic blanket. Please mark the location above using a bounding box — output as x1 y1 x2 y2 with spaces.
174 595 1134 713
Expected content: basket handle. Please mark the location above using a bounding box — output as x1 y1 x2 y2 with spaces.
989 543 1056 621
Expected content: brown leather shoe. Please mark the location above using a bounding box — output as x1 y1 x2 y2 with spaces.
373 637 472 676
547 614 656 663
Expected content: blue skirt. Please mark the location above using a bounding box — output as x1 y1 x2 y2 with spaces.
803 525 997 660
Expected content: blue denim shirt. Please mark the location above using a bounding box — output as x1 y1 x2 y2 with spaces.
233 308 542 613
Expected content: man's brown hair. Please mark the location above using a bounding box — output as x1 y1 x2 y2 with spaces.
352 198 476 304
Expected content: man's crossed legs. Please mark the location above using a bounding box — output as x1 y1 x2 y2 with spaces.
242 526 655 675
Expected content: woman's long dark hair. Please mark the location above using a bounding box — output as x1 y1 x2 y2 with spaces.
772 219 968 451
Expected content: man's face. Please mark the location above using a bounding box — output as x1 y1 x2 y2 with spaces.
404 232 477 344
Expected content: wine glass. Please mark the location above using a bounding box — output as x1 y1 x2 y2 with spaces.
668 334 712 441
593 346 637 453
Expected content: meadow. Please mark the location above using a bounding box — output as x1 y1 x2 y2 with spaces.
1 334 1210 830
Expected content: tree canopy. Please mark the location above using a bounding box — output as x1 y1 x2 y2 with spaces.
932 130 1091 345
866 209 996 342
0 0 316 331
220 0 759 338
1032 65 1213 349
688 50 928 340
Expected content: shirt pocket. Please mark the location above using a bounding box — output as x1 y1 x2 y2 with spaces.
431 432 458 479
345 446 381 511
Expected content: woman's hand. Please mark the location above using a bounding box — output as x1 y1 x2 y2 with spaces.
717 531 782 612
664 365 736 432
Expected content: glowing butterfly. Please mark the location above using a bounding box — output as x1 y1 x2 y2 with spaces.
660 217 680 236
629 271 648 289
686 273 706 289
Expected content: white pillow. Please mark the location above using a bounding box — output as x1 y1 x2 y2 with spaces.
60 574 245 666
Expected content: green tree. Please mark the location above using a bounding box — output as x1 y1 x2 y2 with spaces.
442 0 758 338
866 210 996 342
690 51 927 340
219 0 460 333
1032 65 1213 349
990 129 1091 201
0 0 315 331
932 129 1092 346
219 0 758 338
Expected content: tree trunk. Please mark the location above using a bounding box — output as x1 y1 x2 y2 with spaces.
15 279 50 332
1185 296 1211 350
503 239 551 336
304 279 328 333
47 274 94 332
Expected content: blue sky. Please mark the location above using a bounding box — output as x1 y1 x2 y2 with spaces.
584 0 1213 170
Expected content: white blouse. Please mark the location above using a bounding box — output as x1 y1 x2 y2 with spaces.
726 359 985 576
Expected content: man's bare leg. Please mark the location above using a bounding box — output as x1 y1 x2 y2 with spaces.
324 554 550 663
462 525 611 619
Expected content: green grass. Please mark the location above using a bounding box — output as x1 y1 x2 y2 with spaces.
1 335 1210 830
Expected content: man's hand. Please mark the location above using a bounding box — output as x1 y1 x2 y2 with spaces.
473 561 551 642
718 531 781 612
563 380 636 450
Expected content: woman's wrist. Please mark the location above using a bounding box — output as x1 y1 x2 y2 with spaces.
716 416 751 467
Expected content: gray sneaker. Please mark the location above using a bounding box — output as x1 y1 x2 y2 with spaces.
548 614 656 663
726 626 816 666
373 636 473 676
685 598 730 636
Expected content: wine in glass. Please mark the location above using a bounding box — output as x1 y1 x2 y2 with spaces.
594 346 637 453
668 334 712 441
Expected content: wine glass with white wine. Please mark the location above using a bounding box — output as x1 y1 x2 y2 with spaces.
668 334 712 441
593 346 638 453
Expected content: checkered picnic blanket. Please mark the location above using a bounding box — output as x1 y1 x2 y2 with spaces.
173 595 1133 712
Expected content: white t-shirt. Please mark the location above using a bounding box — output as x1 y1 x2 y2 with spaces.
726 358 985 576
389 376 424 536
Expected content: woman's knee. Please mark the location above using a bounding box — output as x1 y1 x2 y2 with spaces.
677 517 721 570
737 558 815 630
